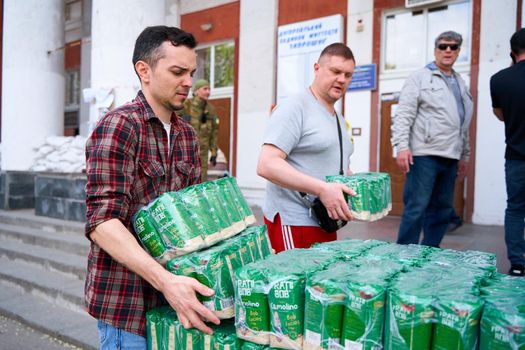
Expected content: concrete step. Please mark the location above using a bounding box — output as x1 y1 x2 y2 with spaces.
0 280 98 350
0 238 87 280
0 255 84 312
0 222 89 256
0 209 95 349
0 209 85 235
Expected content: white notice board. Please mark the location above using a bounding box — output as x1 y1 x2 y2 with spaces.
277 14 344 105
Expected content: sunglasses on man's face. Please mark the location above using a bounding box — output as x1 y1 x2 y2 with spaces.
437 43 460 51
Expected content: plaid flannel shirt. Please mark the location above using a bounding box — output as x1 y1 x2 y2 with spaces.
84 91 201 336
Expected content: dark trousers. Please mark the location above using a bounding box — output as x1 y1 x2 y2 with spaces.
397 156 458 247
505 159 525 266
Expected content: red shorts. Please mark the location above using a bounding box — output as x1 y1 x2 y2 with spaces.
264 213 337 253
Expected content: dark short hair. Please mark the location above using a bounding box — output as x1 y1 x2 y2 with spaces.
319 43 355 63
510 28 525 55
132 26 197 73
435 31 463 47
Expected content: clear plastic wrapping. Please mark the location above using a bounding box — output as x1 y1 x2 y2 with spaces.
234 250 337 350
133 176 256 264
480 273 525 349
146 306 242 350
166 226 272 319
431 292 483 350
384 287 434 350
480 298 525 350
326 172 392 221
147 239 525 350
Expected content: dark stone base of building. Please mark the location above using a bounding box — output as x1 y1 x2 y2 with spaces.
35 173 87 222
0 171 36 210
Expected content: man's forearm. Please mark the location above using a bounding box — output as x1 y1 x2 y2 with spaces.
89 218 171 292
257 156 326 196
257 145 354 221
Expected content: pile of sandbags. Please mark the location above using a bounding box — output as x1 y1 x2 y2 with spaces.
32 135 86 173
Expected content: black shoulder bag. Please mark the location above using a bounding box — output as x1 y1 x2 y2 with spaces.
300 112 348 232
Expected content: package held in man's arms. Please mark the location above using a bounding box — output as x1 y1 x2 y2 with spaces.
326 172 392 222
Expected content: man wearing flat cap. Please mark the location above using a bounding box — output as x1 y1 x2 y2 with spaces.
183 79 219 181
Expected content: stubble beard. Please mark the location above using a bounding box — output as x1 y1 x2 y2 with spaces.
165 100 184 112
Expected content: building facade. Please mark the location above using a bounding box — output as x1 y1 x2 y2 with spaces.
1 0 523 224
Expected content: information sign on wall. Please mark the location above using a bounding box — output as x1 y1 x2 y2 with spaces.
347 64 377 92
277 14 344 104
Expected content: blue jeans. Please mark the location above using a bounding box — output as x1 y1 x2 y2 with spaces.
397 156 458 247
505 159 525 266
97 321 146 350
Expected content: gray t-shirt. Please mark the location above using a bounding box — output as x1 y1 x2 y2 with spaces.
445 74 465 125
263 89 354 226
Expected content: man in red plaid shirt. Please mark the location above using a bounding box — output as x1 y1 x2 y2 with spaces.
85 26 220 349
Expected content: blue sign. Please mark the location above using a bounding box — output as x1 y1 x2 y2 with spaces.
348 64 377 92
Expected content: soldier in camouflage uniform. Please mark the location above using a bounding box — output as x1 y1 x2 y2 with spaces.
183 79 219 182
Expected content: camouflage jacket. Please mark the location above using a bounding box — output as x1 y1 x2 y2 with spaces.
182 96 219 156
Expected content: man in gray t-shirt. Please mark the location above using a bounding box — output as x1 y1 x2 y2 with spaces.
257 43 356 252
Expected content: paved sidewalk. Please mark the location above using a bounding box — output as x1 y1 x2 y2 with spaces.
0 315 81 350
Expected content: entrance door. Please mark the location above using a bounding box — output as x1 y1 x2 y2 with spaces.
379 95 404 215
209 97 231 166
378 94 465 218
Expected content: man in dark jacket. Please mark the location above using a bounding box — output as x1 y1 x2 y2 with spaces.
490 28 525 276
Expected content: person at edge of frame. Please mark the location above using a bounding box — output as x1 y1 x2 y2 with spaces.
490 28 525 277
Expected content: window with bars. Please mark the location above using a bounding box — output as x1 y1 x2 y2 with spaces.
64 69 80 135
65 69 80 108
